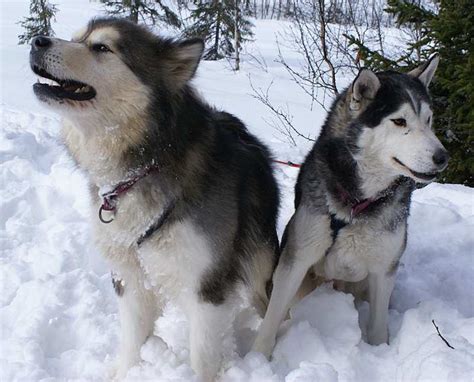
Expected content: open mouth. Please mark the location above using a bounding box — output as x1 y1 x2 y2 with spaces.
32 65 96 102
393 157 438 181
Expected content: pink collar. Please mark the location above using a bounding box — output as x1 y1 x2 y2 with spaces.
98 165 160 223
336 183 377 221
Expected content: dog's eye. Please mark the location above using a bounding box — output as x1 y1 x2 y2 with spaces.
91 44 111 53
391 118 407 127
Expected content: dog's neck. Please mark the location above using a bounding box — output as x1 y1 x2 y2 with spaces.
61 89 212 194
61 114 150 187
354 132 400 200
357 158 399 200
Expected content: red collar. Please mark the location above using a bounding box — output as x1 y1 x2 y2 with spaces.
336 183 378 221
98 165 160 223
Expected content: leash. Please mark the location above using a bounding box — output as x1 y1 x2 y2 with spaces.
273 160 302 168
98 165 160 224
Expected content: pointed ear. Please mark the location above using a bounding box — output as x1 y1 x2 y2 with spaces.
408 54 439 88
350 68 380 111
166 38 204 88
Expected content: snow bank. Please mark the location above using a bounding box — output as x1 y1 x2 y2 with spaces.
2 107 473 381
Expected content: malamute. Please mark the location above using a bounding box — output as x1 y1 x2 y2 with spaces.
30 18 279 381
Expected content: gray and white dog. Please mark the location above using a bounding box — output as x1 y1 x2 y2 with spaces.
29 18 279 381
253 55 449 357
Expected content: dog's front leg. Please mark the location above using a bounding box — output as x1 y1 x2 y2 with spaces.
188 300 232 382
366 271 395 345
253 209 332 358
113 260 159 379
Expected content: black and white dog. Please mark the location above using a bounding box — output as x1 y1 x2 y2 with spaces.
29 18 279 381
253 55 449 357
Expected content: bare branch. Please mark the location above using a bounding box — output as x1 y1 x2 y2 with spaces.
248 76 315 145
432 320 455 350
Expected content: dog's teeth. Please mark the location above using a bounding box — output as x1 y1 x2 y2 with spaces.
74 88 81 93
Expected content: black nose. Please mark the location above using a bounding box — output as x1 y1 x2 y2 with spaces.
432 149 449 167
31 36 52 49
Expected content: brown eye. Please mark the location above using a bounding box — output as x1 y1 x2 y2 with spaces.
391 118 407 127
91 44 111 53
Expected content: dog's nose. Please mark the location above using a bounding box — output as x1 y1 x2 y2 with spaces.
31 36 52 50
432 149 449 167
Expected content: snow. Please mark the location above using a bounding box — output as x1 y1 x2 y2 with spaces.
1 1 473 381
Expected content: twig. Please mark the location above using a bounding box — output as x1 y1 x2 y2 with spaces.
432 319 455 350
248 77 315 145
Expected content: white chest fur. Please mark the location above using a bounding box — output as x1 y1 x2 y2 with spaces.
324 222 406 282
136 220 212 302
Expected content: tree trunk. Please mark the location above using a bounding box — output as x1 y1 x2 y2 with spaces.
213 0 221 59
235 0 240 70
130 0 139 23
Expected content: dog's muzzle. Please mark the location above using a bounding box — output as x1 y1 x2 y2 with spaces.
30 36 97 102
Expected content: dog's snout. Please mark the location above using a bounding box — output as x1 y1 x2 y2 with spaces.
32 36 52 50
432 149 449 167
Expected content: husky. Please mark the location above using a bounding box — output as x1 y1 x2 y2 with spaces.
29 18 279 381
253 55 449 357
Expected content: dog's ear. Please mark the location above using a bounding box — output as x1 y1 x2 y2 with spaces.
349 68 380 111
166 38 204 88
408 54 439 88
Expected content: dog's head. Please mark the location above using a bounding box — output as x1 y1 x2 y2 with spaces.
348 55 448 184
30 18 204 125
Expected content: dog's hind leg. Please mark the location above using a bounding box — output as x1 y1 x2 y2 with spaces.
113 258 160 379
366 271 395 345
252 208 332 358
248 246 277 318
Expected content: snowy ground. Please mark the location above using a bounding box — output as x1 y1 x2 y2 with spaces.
1 1 473 381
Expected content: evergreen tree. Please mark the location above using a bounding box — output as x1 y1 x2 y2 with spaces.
385 0 435 62
347 0 473 186
430 0 473 185
18 0 58 45
101 0 181 28
186 0 253 63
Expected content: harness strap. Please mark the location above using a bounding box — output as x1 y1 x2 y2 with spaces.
136 200 175 247
330 213 348 241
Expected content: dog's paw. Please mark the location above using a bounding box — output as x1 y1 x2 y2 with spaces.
106 355 135 381
252 336 275 360
367 327 389 346
106 362 120 381
106 363 124 381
